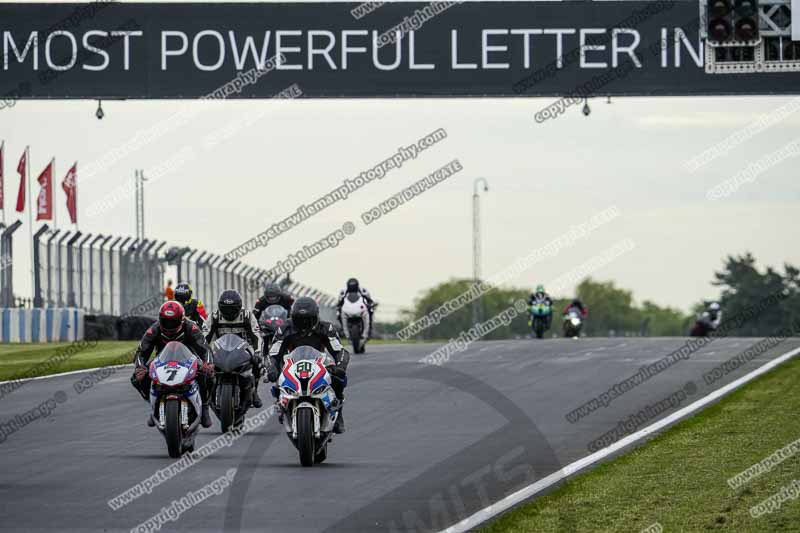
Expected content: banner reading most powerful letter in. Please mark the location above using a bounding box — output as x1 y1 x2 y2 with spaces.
0 2 798 99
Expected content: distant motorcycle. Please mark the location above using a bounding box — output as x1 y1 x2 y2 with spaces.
211 334 254 433
529 300 552 339
690 312 715 337
148 342 203 458
277 346 341 467
563 309 583 338
259 304 288 353
340 292 370 354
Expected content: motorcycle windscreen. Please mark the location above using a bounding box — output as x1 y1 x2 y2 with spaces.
213 334 251 372
264 305 288 319
346 292 360 303
158 341 195 364
289 345 325 362
214 333 249 353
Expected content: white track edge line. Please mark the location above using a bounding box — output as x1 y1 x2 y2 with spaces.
441 345 800 533
0 363 133 386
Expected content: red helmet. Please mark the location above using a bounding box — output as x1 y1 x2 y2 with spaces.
159 301 185 339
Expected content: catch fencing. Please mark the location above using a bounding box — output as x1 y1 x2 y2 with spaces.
1 223 337 322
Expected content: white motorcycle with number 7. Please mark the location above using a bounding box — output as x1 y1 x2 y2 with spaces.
277 346 341 467
340 292 370 354
148 342 203 458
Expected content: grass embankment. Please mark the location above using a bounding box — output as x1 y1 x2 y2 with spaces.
483 356 800 532
0 341 138 381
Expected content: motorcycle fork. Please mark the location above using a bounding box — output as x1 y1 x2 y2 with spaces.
292 403 320 439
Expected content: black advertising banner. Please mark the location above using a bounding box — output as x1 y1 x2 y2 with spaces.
0 1 798 99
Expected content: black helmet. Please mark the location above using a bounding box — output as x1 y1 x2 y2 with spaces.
218 290 242 321
571 298 582 307
174 282 192 305
263 282 282 305
346 278 360 293
291 296 319 333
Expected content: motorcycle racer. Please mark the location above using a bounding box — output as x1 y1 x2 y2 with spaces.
203 290 265 408
267 297 350 433
131 301 214 428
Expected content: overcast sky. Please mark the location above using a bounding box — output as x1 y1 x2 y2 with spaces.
5 93 800 320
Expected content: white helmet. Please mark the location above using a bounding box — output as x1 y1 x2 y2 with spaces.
709 302 721 312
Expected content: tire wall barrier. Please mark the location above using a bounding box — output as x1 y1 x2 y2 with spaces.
0 308 85 343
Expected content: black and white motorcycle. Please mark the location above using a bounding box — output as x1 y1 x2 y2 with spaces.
340 292 370 354
210 334 255 432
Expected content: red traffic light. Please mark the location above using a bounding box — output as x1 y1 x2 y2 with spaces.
735 17 758 40
709 18 732 41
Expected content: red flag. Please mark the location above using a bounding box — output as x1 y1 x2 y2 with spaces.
15 148 26 212
62 162 77 224
0 142 4 212
36 159 53 221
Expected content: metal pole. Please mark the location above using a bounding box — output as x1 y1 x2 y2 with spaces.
107 236 125 314
45 229 60 307
135 170 147 241
121 238 140 314
2 221 22 307
141 240 158 301
25 147 35 302
472 177 489 325
195 251 208 300
88 234 104 312
151 241 167 299
183 249 199 284
98 235 113 313
135 171 139 240
0 222 5 304
77 233 92 309
56 231 72 307
66 231 81 307
32 224 50 308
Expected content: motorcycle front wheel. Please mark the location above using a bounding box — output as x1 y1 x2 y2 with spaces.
297 408 316 467
534 319 545 339
164 400 183 458
219 381 235 433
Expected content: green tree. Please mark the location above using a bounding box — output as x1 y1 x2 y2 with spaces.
639 301 688 336
405 279 528 340
709 254 800 335
574 278 640 336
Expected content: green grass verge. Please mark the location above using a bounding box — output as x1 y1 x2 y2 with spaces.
0 338 435 383
0 341 138 381
482 356 800 533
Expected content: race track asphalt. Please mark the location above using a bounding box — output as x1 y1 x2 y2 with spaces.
1 336 798 533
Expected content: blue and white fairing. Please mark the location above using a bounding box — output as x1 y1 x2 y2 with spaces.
278 346 337 417
148 343 202 416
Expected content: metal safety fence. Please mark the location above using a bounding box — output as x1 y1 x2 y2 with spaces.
1 223 337 319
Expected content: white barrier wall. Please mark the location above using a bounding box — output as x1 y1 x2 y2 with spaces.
0 308 85 343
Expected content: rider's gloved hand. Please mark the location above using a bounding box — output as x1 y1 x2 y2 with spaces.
199 362 215 378
327 364 346 380
134 365 149 382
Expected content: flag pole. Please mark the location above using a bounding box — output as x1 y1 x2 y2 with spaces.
52 158 57 231
74 162 78 232
26 146 34 305
1 141 5 226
